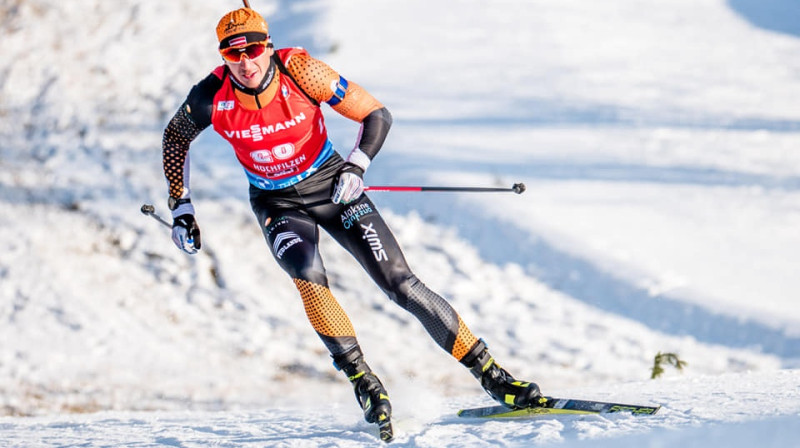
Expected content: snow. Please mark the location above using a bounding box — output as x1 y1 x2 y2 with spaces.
2 0 800 446
3 371 800 447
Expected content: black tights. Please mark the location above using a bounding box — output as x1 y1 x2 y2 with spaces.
250 177 478 361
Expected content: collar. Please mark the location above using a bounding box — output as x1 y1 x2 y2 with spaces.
228 57 276 95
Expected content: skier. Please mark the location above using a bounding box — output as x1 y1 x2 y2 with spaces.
162 7 542 435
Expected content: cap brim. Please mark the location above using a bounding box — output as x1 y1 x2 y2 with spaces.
219 32 269 49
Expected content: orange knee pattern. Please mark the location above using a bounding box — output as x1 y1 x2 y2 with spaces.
451 317 479 361
294 279 356 338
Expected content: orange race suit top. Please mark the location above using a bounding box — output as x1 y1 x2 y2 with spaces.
163 47 391 198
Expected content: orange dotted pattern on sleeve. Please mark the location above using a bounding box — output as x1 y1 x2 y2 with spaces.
331 81 383 122
285 53 383 122
162 106 200 198
451 317 479 361
285 52 338 103
294 278 357 338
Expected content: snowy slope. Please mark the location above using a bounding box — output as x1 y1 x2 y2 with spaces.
2 370 800 447
2 0 800 446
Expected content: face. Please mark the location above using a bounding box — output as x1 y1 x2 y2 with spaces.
222 43 274 89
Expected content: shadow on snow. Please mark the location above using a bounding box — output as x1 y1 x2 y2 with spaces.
377 185 800 361
365 149 800 362
727 0 800 38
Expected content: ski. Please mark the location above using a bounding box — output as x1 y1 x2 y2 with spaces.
457 397 660 419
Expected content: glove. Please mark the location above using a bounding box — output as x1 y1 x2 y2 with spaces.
172 214 202 254
332 162 365 205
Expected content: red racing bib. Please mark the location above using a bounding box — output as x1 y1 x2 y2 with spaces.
210 50 333 190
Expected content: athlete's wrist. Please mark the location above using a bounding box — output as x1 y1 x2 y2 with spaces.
346 148 371 173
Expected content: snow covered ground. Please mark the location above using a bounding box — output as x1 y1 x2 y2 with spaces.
2 0 800 446
3 370 800 447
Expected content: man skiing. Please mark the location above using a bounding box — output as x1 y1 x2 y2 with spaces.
161 7 542 439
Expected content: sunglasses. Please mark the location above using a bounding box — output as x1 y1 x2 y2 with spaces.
220 42 268 63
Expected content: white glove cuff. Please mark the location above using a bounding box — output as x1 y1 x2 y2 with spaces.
346 148 371 172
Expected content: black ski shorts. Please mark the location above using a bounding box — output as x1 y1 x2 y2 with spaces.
248 156 413 294
249 155 476 359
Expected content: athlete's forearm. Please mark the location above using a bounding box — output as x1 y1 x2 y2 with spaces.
347 107 392 170
162 105 204 198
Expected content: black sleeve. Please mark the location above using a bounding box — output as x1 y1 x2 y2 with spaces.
162 106 202 199
162 72 225 198
184 71 224 129
358 107 392 160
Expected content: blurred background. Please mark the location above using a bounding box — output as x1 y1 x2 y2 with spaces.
1 0 799 418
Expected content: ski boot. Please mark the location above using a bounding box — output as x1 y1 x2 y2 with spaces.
461 340 544 409
334 347 393 442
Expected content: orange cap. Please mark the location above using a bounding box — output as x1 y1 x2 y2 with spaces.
216 8 269 49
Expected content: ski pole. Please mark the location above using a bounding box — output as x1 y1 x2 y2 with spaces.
140 204 171 228
141 204 199 250
365 182 526 194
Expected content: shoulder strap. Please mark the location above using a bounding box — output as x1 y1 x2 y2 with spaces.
271 52 320 107
211 64 229 80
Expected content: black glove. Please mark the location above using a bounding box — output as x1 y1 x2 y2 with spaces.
171 214 202 254
331 163 365 205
